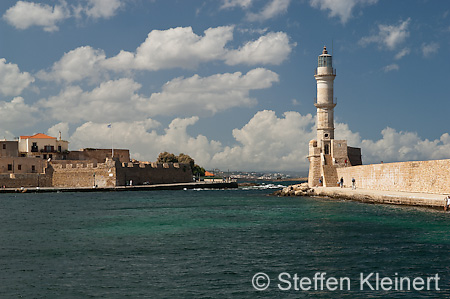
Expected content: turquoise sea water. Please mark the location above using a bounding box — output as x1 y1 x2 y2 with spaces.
1 185 450 298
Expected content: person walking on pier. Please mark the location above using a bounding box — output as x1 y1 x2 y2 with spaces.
352 177 356 190
444 196 450 211
340 177 344 188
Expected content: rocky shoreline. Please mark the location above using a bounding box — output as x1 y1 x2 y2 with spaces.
272 183 314 197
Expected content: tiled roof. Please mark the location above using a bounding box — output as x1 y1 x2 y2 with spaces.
20 133 56 140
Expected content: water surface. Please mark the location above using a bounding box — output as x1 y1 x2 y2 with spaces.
1 187 449 298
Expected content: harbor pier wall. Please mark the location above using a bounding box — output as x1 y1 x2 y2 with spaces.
336 159 450 195
116 162 193 185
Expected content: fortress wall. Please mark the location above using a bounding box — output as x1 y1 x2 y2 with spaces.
116 163 193 185
51 160 116 188
336 159 450 194
0 172 52 188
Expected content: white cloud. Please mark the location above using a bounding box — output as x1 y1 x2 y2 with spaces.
360 128 450 164
68 110 315 170
0 97 39 130
421 42 439 58
69 118 222 163
39 78 146 123
0 59 34 96
212 110 316 171
39 68 278 124
225 32 294 65
3 0 123 32
247 0 291 22
394 48 410 60
221 0 253 9
104 26 234 71
144 68 279 116
383 64 399 72
359 18 411 50
40 27 292 81
84 0 123 19
3 1 68 32
38 46 107 83
310 0 378 24
40 108 450 171
47 122 70 141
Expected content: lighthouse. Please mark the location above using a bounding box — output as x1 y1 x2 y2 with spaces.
314 46 336 148
308 46 362 187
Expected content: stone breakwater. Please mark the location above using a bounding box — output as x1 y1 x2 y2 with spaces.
272 183 315 197
273 184 446 209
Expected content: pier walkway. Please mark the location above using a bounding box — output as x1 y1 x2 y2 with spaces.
312 186 448 209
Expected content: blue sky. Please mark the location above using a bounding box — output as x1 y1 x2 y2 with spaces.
0 0 449 172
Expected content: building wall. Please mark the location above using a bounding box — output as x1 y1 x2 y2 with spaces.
0 141 19 157
116 162 193 185
67 149 130 163
336 159 450 194
0 168 52 188
51 159 116 188
331 140 348 167
19 137 68 155
0 157 46 174
308 140 322 187
347 146 362 166
19 137 53 153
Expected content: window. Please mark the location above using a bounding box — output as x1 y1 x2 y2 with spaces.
43 154 47 159
2 144 5 149
324 144 330 155
7 164 12 171
324 133 329 138
18 165 21 171
32 165 36 172
31 142 38 152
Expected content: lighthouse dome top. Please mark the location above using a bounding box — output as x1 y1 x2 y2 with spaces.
318 46 332 68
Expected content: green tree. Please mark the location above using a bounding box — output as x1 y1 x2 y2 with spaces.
156 152 205 176
192 164 205 176
157 152 178 163
177 153 195 169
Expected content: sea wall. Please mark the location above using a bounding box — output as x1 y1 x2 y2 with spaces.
336 159 450 194
0 171 52 188
116 162 193 185
51 160 116 188
0 159 193 188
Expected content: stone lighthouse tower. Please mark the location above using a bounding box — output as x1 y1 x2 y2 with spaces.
314 46 336 149
308 46 362 187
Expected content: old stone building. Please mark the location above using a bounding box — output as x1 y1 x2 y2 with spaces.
308 47 362 187
0 133 193 188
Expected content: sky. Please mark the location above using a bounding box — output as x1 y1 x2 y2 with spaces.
0 0 449 173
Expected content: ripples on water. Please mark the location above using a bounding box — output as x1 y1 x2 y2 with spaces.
1 184 450 298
